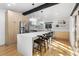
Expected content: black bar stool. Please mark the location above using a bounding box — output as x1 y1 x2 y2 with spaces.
42 33 50 49
33 35 46 56
50 32 54 42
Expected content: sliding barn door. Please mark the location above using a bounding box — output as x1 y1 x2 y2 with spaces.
75 15 79 55
69 16 75 51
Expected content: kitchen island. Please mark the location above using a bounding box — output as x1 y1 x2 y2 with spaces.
17 31 50 56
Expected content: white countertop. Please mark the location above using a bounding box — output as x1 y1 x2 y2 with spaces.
17 31 50 38
17 31 50 56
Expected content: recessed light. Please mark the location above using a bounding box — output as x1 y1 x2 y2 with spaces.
7 3 16 6
32 3 35 6
41 11 43 13
7 4 11 6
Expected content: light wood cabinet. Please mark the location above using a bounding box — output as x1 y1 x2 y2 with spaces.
5 10 29 45
54 32 69 40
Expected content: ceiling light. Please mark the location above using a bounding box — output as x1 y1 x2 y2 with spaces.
7 3 16 6
7 3 11 6
41 11 43 13
32 3 35 6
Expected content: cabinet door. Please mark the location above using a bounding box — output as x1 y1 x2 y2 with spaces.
6 11 20 44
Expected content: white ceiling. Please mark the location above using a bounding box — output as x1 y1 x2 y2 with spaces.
28 3 76 20
0 3 76 18
0 3 44 13
42 3 76 18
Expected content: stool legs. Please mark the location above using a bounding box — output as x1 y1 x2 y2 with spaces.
39 45 42 55
44 41 46 52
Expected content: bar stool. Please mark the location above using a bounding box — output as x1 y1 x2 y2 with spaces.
37 35 46 52
42 33 50 49
33 35 46 56
37 34 50 50
50 32 54 42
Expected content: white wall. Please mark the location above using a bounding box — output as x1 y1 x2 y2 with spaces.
27 6 70 32
0 9 6 45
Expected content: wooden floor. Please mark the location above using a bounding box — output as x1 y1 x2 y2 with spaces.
0 44 21 56
0 38 73 56
43 38 73 56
